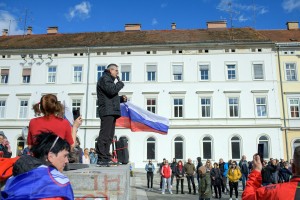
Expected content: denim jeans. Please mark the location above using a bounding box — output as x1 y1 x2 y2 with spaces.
162 177 172 193
242 173 248 190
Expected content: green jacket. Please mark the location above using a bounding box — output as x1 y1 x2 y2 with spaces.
198 172 212 198
184 162 195 175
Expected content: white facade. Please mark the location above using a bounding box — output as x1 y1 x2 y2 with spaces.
0 45 283 168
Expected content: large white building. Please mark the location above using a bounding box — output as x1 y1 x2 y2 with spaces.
0 23 284 168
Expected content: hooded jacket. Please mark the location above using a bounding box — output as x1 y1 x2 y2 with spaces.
1 155 74 200
242 170 300 200
97 70 125 118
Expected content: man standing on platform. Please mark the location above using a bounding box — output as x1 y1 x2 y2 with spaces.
96 63 127 167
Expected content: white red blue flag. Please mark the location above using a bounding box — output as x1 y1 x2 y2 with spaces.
116 102 169 134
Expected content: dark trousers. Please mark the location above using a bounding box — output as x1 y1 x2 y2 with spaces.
147 172 153 188
242 173 248 190
229 181 238 198
171 173 175 186
96 116 116 161
213 185 222 198
186 175 196 193
221 176 229 193
176 178 184 193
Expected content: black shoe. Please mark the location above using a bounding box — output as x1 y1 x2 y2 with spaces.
181 192 185 194
108 160 119 166
97 161 110 167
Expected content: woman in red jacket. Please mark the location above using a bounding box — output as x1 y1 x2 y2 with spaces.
242 147 300 200
28 94 82 149
161 160 173 195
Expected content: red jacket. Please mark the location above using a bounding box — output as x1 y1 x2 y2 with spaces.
242 170 300 200
161 165 172 178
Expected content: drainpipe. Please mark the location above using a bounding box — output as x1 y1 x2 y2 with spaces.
277 46 289 161
84 47 90 148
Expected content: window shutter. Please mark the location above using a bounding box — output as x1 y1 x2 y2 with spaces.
1 69 9 75
147 65 156 72
22 68 31 76
121 65 131 72
254 64 263 79
173 65 182 74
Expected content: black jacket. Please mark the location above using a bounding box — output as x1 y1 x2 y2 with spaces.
13 155 49 176
0 144 12 158
262 164 277 184
97 70 125 118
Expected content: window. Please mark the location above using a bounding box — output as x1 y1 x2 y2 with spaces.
147 137 156 160
147 65 157 81
256 97 267 117
73 66 82 83
121 65 131 82
259 136 269 158
228 97 239 117
289 98 300 118
1 69 9 84
226 64 236 80
97 65 106 81
72 99 81 113
201 98 211 117
231 136 241 159
19 100 28 119
199 65 209 81
172 64 183 81
48 66 56 83
253 64 264 80
146 98 156 114
173 98 183 118
174 137 183 159
285 63 297 81
0 100 6 118
203 137 212 159
22 68 31 83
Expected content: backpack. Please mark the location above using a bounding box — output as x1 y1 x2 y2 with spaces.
0 157 20 181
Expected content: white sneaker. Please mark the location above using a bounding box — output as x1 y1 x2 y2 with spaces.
229 198 232 200
162 192 165 194
158 188 162 191
236 198 239 200
170 191 173 194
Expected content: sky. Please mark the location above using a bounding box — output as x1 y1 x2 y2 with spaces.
0 0 299 36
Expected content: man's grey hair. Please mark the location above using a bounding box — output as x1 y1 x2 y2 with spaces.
107 63 118 70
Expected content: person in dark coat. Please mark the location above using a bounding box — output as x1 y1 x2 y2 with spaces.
196 157 203 187
211 162 222 199
261 160 276 186
170 158 177 187
0 133 12 158
198 166 212 200
175 160 185 194
96 64 127 166
279 161 292 182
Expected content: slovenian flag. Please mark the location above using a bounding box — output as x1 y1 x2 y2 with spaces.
116 102 169 134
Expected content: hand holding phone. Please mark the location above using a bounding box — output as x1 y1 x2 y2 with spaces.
257 144 264 164
72 109 80 121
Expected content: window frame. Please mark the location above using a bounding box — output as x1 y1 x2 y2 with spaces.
172 97 184 118
173 136 184 160
285 63 297 81
231 136 241 160
73 65 83 83
146 64 157 82
146 137 156 160
96 65 106 82
225 63 237 81
172 63 183 81
0 99 6 118
19 99 29 119
258 135 270 159
202 136 213 160
198 63 210 81
47 66 57 83
255 96 268 117
252 62 264 80
288 97 300 118
0 68 9 84
228 96 240 118
146 98 157 114
200 97 212 118
120 64 131 82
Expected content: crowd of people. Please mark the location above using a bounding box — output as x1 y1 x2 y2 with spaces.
144 154 296 200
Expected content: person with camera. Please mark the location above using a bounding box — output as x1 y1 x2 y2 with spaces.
96 64 127 167
145 160 155 191
175 160 185 194
0 132 12 158
242 146 300 200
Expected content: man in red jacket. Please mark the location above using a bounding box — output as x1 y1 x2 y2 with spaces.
242 146 300 200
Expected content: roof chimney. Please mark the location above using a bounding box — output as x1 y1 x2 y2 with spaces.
2 29 8 36
124 24 141 31
286 21 299 30
27 26 32 35
47 26 58 34
206 21 227 29
171 23 176 30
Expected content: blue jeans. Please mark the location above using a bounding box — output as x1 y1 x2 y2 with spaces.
242 173 248 190
162 177 172 193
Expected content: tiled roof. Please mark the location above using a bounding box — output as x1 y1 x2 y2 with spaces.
0 28 270 50
258 30 300 42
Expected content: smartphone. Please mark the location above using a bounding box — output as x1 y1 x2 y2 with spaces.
72 109 80 120
257 144 264 164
